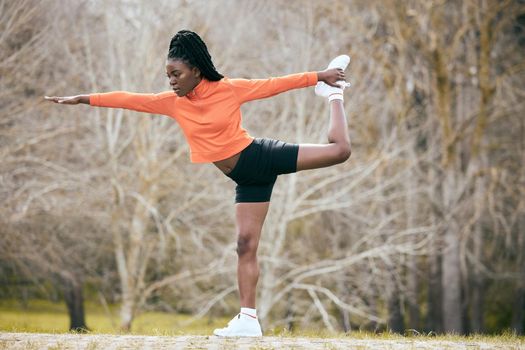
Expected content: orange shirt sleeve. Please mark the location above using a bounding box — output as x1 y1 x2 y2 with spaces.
89 91 174 115
227 72 318 104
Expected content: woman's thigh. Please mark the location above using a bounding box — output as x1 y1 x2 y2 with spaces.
235 202 270 239
296 143 342 171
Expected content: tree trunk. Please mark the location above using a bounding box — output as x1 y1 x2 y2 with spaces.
406 261 420 331
441 221 463 334
284 290 295 332
63 279 89 332
470 177 486 333
387 267 404 333
405 176 420 331
441 167 464 335
470 277 485 333
112 183 156 332
426 248 443 333
120 295 135 332
426 167 443 334
368 294 380 332
512 203 525 334
511 290 525 335
431 24 464 334
387 287 405 333
339 307 351 333
337 279 351 332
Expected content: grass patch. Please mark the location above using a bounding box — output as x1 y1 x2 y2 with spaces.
0 299 228 335
267 327 525 345
0 299 524 348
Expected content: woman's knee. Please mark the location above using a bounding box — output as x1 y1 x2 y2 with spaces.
333 142 351 164
236 231 258 257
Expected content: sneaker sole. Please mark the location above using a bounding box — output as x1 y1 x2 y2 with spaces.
327 54 350 71
213 332 262 337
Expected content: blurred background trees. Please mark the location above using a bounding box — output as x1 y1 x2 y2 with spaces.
1 0 524 335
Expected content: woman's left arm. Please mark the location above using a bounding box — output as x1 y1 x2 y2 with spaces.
228 68 345 104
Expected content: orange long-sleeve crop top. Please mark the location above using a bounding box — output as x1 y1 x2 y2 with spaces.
90 72 318 163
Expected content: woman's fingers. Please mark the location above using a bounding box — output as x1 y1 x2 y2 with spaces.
323 68 346 87
44 96 78 104
44 96 59 103
326 79 348 88
44 96 66 103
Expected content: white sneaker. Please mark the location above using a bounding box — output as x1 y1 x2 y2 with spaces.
213 313 263 337
315 54 351 99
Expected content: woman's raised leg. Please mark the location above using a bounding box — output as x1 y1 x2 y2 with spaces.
296 99 351 171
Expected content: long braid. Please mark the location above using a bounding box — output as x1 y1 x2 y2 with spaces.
168 30 223 81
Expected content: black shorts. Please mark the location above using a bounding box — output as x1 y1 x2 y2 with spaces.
226 138 299 203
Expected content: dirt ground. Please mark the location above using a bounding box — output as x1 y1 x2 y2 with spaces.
1 332 524 350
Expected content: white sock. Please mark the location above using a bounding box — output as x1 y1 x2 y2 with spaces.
240 307 257 318
328 92 344 102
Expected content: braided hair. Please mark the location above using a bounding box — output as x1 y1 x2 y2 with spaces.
168 30 223 81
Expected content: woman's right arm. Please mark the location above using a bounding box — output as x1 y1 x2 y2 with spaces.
45 91 174 115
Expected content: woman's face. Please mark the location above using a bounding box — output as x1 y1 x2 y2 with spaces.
166 59 202 97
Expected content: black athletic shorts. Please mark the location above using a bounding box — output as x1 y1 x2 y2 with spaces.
225 138 299 203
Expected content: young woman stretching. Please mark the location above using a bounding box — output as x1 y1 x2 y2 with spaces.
45 30 351 337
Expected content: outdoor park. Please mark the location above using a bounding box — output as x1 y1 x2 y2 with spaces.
1 0 524 349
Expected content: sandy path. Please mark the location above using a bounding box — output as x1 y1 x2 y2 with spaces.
1 332 523 349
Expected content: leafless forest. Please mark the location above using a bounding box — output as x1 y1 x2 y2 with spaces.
1 0 524 335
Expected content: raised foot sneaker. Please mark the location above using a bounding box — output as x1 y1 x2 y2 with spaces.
315 54 351 100
213 313 263 337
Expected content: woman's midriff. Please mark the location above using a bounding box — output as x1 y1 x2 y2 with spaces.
213 152 241 175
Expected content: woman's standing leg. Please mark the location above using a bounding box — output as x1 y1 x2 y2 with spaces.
235 201 270 308
213 201 268 337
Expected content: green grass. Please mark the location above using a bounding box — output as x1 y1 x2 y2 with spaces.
0 299 524 348
0 299 228 335
267 328 525 344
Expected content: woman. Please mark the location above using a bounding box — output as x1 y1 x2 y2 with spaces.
45 30 351 337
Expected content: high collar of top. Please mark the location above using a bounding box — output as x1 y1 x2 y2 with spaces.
186 78 213 100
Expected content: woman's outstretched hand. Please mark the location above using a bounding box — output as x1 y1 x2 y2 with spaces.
44 95 90 105
317 68 347 88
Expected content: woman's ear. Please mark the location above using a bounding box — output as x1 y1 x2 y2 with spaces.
192 66 202 78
